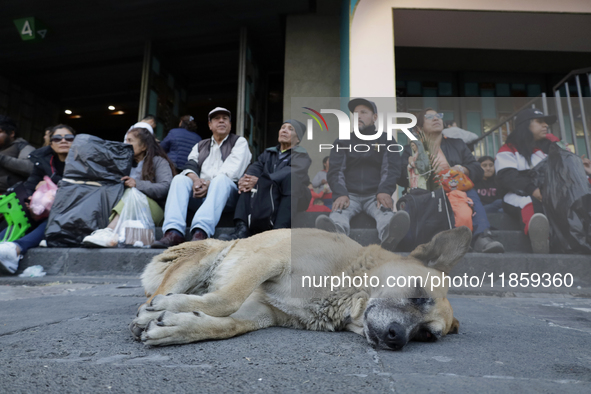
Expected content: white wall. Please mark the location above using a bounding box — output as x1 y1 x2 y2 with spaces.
349 0 591 98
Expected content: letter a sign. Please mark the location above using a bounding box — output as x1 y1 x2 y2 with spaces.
14 17 47 41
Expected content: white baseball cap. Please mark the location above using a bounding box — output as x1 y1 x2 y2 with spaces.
208 107 231 121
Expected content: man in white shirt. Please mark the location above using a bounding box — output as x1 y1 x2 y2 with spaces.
152 107 252 248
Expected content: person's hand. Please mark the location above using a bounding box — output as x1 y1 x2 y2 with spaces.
238 174 258 194
376 193 393 210
532 188 543 202
408 156 416 167
452 165 465 174
121 176 136 188
35 181 46 191
332 196 350 212
193 179 210 198
582 156 591 175
321 179 327 185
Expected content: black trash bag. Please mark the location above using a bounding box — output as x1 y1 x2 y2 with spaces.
63 134 134 182
532 143 591 254
45 135 133 247
395 188 455 252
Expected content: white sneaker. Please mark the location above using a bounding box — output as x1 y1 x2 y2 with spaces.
0 242 21 274
82 228 119 248
528 213 550 254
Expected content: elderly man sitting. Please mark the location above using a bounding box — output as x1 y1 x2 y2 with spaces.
152 107 252 248
220 120 311 240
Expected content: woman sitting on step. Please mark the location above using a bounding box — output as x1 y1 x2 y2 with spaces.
81 127 176 248
0 125 76 275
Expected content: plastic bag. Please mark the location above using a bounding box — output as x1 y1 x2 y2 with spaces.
45 135 133 247
29 176 58 218
532 143 591 254
18 265 46 277
113 188 155 247
437 169 474 192
64 134 135 182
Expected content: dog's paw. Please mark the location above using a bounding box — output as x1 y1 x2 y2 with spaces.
130 303 165 338
146 293 185 312
141 311 199 346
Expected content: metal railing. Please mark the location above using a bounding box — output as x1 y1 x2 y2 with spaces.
471 68 591 159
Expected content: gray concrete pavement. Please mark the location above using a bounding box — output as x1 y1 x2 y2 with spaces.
1 277 591 393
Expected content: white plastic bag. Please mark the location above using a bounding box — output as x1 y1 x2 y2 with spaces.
113 188 155 247
19 265 46 277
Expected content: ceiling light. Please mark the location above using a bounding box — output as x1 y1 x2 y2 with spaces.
108 105 115 110
112 111 125 115
69 115 82 119
64 109 72 115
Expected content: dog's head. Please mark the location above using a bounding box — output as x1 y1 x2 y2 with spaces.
360 227 471 350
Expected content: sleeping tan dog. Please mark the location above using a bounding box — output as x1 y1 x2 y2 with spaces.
130 227 471 350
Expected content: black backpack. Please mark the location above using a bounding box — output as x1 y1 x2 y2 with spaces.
396 188 455 252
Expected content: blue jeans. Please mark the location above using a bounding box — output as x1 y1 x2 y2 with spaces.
0 220 47 255
484 199 503 214
162 174 238 237
466 189 490 237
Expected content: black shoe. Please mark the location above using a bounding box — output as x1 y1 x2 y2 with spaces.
219 220 250 241
473 230 505 253
381 211 410 252
152 230 186 249
191 228 208 242
315 215 345 234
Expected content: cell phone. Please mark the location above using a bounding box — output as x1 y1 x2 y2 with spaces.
380 206 393 213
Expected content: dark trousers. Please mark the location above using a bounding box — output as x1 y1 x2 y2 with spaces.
234 175 310 231
0 219 47 254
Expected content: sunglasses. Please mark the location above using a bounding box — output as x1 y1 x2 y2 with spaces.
51 134 75 143
424 113 444 120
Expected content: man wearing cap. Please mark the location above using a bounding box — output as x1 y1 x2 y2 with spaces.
152 107 252 248
495 108 564 253
220 120 312 240
315 98 410 251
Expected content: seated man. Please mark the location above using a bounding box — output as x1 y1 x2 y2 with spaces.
220 120 311 240
315 98 410 251
474 156 504 214
152 107 252 248
0 115 35 194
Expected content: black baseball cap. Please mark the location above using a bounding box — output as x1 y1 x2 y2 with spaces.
348 98 378 114
515 108 556 128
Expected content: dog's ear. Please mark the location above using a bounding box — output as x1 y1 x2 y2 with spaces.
448 317 460 334
410 227 472 274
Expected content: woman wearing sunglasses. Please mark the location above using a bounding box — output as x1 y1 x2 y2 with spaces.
0 124 75 274
398 108 504 254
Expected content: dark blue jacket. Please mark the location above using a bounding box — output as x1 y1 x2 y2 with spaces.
160 128 202 169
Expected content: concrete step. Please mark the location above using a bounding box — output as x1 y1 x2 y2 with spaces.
293 211 524 232
153 227 528 253
14 248 591 290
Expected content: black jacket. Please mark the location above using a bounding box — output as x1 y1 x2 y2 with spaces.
327 126 402 199
23 146 65 196
247 145 311 191
398 136 483 188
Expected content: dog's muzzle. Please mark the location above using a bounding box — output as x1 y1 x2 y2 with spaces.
383 322 409 350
